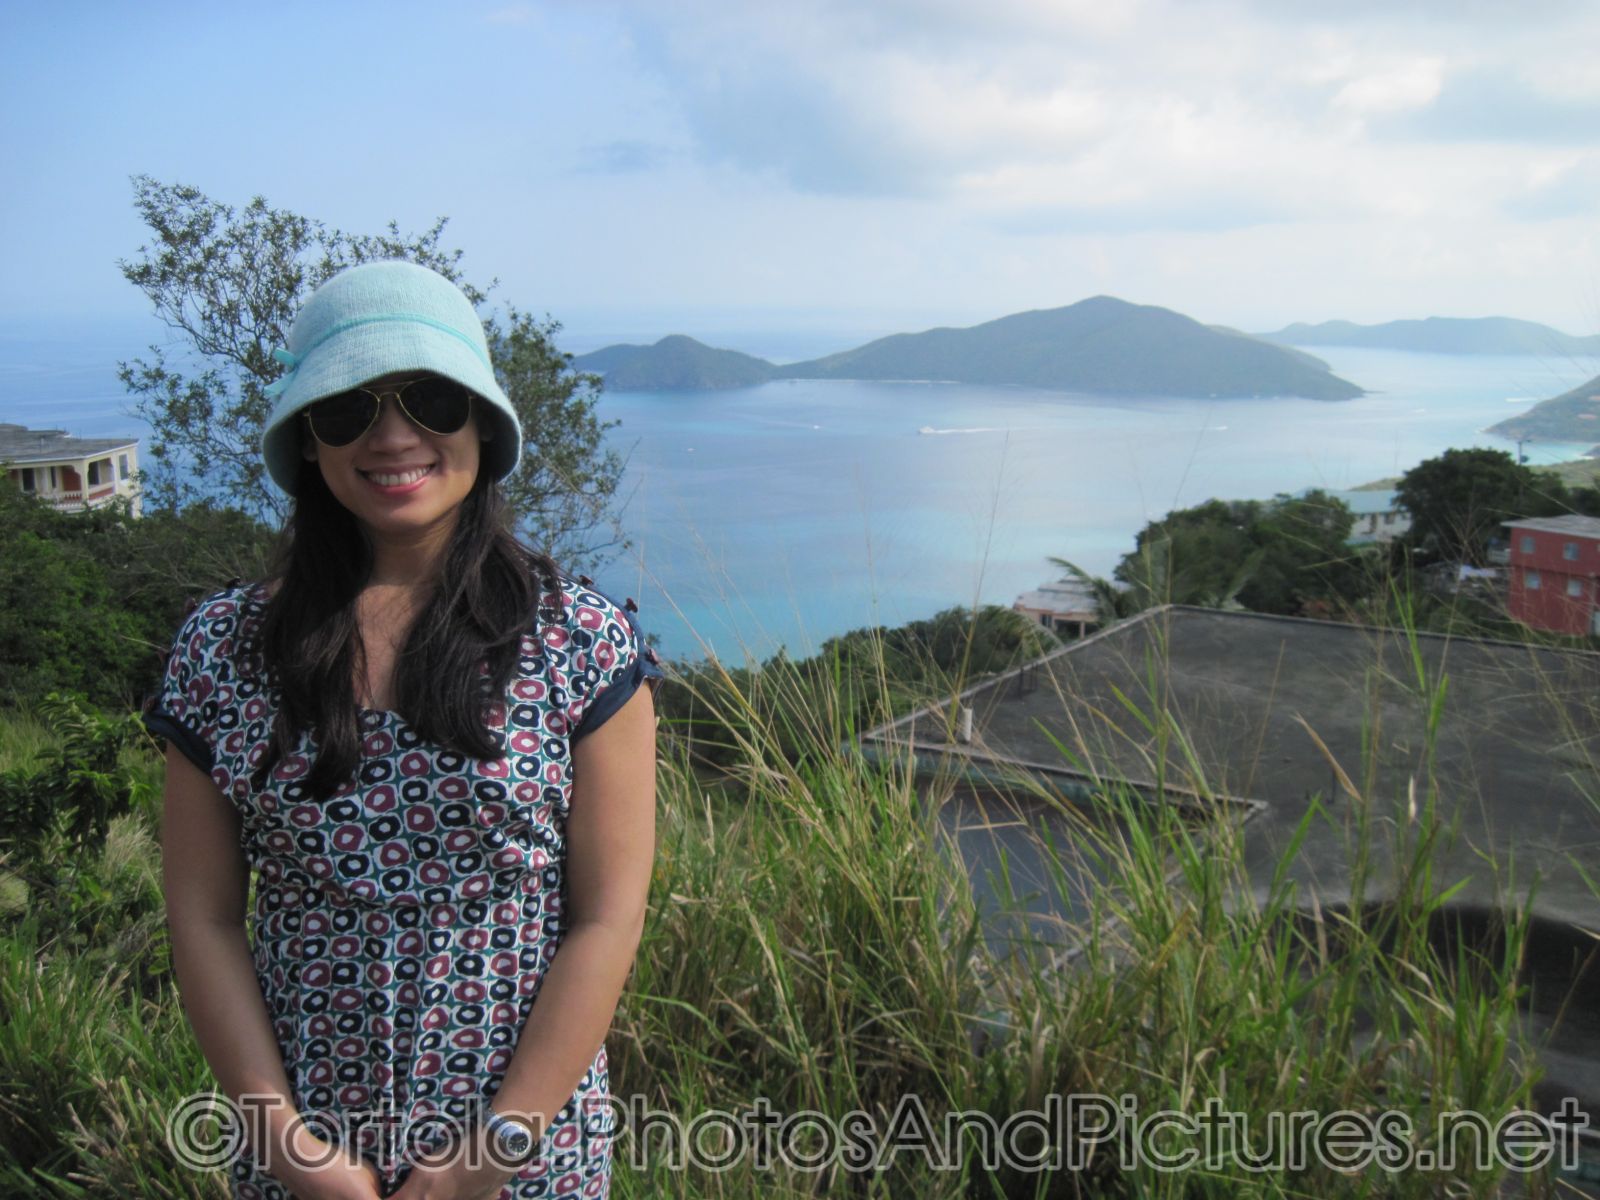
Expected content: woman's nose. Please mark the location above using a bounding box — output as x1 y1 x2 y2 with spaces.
364 396 423 447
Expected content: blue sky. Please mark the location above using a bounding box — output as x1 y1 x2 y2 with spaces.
6 0 1600 349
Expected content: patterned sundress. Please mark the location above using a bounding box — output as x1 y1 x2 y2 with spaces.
145 574 663 1199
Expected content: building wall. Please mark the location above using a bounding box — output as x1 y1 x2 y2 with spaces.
1507 526 1600 635
1012 602 1096 636
5 447 141 516
1350 508 1411 543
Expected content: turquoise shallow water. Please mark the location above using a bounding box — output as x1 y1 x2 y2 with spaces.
2 324 1593 663
596 349 1595 661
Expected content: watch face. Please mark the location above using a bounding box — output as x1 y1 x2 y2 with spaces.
498 1125 533 1158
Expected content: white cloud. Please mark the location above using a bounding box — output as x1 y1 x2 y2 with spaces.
606 0 1600 236
493 0 1600 328
1506 155 1600 220
1330 58 1444 116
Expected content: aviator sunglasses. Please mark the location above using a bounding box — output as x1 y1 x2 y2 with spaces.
303 376 475 447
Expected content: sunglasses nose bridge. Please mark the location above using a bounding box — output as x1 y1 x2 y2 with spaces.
366 393 425 440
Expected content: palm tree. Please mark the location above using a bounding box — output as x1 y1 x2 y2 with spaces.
1051 534 1261 623
1048 556 1140 624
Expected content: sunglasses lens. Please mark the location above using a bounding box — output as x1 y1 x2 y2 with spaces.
401 379 473 435
305 379 474 446
306 391 377 446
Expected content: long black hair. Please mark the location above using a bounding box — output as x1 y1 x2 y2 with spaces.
248 453 561 800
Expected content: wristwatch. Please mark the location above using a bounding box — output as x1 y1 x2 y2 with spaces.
480 1109 537 1166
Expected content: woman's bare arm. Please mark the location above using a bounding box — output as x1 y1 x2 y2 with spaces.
496 682 657 1125
161 745 380 1199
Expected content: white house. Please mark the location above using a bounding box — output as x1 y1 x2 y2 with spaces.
1 423 142 516
1012 577 1103 638
1324 488 1410 544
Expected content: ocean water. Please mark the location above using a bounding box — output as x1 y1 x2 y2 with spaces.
599 349 1595 661
2 320 1593 663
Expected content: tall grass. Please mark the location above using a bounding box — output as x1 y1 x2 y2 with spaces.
1 596 1587 1197
605 610 1578 1197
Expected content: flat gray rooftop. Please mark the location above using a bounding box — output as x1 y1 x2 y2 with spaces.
865 605 1600 930
865 606 1600 1110
0 422 137 463
1507 514 1600 540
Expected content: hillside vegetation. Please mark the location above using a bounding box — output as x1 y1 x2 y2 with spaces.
1489 371 1600 443
1 620 1575 1197
7 447 1600 1194
0 487 272 708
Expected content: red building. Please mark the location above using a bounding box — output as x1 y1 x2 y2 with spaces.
1505 515 1600 636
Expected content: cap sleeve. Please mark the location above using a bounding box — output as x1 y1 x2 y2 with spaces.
142 590 245 774
557 579 664 742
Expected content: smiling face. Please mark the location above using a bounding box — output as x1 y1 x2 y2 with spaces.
300 371 484 553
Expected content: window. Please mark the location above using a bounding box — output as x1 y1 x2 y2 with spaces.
1564 541 1580 561
48 466 57 489
1569 578 1584 598
1520 535 1536 554
19 468 34 492
118 454 129 480
1526 570 1541 590
87 461 100 486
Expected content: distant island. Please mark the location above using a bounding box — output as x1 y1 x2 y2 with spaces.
1261 316 1600 357
574 296 1364 401
573 334 773 390
1488 372 1600 446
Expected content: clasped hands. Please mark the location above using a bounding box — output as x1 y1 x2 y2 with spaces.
277 1123 533 1200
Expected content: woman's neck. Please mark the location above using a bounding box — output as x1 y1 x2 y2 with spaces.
364 520 455 587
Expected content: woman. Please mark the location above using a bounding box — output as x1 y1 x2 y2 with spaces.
146 260 661 1200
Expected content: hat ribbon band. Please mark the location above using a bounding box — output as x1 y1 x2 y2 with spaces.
262 311 493 399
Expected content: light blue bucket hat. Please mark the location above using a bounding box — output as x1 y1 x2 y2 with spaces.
261 260 522 494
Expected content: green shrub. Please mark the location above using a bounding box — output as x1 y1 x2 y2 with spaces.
0 485 272 708
0 694 158 863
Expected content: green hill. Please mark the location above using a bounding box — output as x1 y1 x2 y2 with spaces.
573 335 774 390
775 296 1362 400
1262 316 1600 356
1488 372 1600 442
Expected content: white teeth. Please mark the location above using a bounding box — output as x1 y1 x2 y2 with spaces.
365 465 433 486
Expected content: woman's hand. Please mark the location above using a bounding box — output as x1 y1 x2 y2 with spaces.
390 1138 517 1200
267 1131 386 1200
